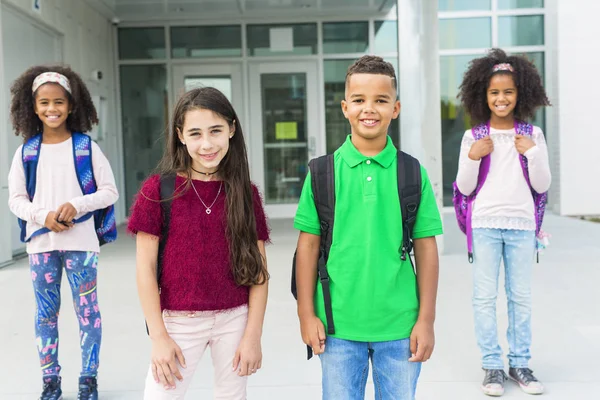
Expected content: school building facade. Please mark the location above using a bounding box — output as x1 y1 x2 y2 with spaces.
0 0 597 266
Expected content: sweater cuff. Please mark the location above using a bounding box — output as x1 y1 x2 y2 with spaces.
465 155 482 168
69 197 83 214
35 209 51 226
524 145 540 159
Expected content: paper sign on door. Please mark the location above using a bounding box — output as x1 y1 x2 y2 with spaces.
276 122 298 140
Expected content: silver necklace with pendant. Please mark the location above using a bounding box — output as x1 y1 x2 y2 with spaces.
191 181 223 215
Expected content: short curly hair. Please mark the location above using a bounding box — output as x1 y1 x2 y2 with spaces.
458 48 550 126
10 64 98 141
346 55 397 91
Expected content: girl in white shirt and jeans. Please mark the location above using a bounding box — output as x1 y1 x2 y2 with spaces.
7 65 118 400
455 49 551 397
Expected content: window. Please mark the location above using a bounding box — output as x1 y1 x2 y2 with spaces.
118 28 165 60
438 0 491 11
119 65 168 209
323 22 369 54
498 15 544 47
440 54 479 206
171 26 242 58
439 18 492 49
498 0 544 9
374 21 398 54
247 24 317 56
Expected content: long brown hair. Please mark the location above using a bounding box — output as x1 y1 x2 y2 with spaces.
157 87 268 286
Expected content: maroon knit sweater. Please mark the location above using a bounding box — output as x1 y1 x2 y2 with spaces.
127 175 270 311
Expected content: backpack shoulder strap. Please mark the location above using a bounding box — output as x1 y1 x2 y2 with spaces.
22 133 43 200
397 151 422 262
472 122 490 139
19 134 43 243
308 154 335 337
157 173 176 285
515 121 535 189
308 154 335 258
71 132 97 196
472 122 491 193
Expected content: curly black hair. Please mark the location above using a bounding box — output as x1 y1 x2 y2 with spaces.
458 48 550 126
346 55 397 91
10 64 98 142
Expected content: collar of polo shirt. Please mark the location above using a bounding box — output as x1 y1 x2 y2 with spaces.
339 135 397 168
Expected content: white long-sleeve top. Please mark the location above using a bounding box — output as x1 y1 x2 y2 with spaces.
8 137 119 254
455 126 551 231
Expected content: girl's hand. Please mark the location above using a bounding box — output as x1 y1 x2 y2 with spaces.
55 202 77 225
468 136 494 160
151 334 186 390
44 211 72 232
233 334 262 376
515 135 536 155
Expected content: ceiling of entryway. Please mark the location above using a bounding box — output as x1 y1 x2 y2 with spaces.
96 0 395 22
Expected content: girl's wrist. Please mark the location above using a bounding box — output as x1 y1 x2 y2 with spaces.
243 326 263 340
149 329 169 341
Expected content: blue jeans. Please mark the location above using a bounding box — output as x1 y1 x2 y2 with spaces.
30 251 102 377
320 337 421 400
472 229 535 369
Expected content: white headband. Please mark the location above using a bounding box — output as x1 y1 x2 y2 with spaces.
32 72 72 94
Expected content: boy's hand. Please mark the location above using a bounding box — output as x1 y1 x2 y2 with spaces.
299 314 326 355
233 333 262 376
151 333 186 390
55 202 77 225
468 136 494 160
514 135 536 155
44 211 72 232
408 320 435 362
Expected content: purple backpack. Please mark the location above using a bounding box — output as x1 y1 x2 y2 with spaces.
452 120 548 263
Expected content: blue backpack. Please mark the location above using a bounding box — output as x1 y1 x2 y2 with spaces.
19 132 117 245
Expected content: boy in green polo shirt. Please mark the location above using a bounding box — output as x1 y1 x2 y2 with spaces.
294 55 443 400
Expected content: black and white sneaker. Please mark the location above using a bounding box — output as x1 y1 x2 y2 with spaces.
481 369 508 397
509 367 544 395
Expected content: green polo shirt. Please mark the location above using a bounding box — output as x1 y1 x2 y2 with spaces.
294 135 443 342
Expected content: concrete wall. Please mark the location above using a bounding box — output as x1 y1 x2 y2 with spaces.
0 0 121 266
554 0 600 216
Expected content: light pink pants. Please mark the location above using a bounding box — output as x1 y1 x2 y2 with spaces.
144 305 248 399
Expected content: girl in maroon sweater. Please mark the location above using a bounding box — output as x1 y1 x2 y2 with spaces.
128 87 270 398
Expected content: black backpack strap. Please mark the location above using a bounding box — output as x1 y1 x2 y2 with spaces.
304 154 335 360
146 173 176 336
157 174 176 285
309 154 335 336
397 151 422 267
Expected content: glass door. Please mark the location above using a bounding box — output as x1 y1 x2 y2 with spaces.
249 61 321 218
172 63 243 112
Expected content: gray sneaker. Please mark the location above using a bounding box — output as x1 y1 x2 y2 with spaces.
481 369 508 397
509 367 544 395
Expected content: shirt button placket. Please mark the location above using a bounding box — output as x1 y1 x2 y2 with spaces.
365 160 374 196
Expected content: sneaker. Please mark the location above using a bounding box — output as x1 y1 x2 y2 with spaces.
77 376 98 400
509 367 544 395
481 369 508 397
40 376 62 400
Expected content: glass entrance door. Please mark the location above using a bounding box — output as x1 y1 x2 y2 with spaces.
172 63 243 112
249 61 321 218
